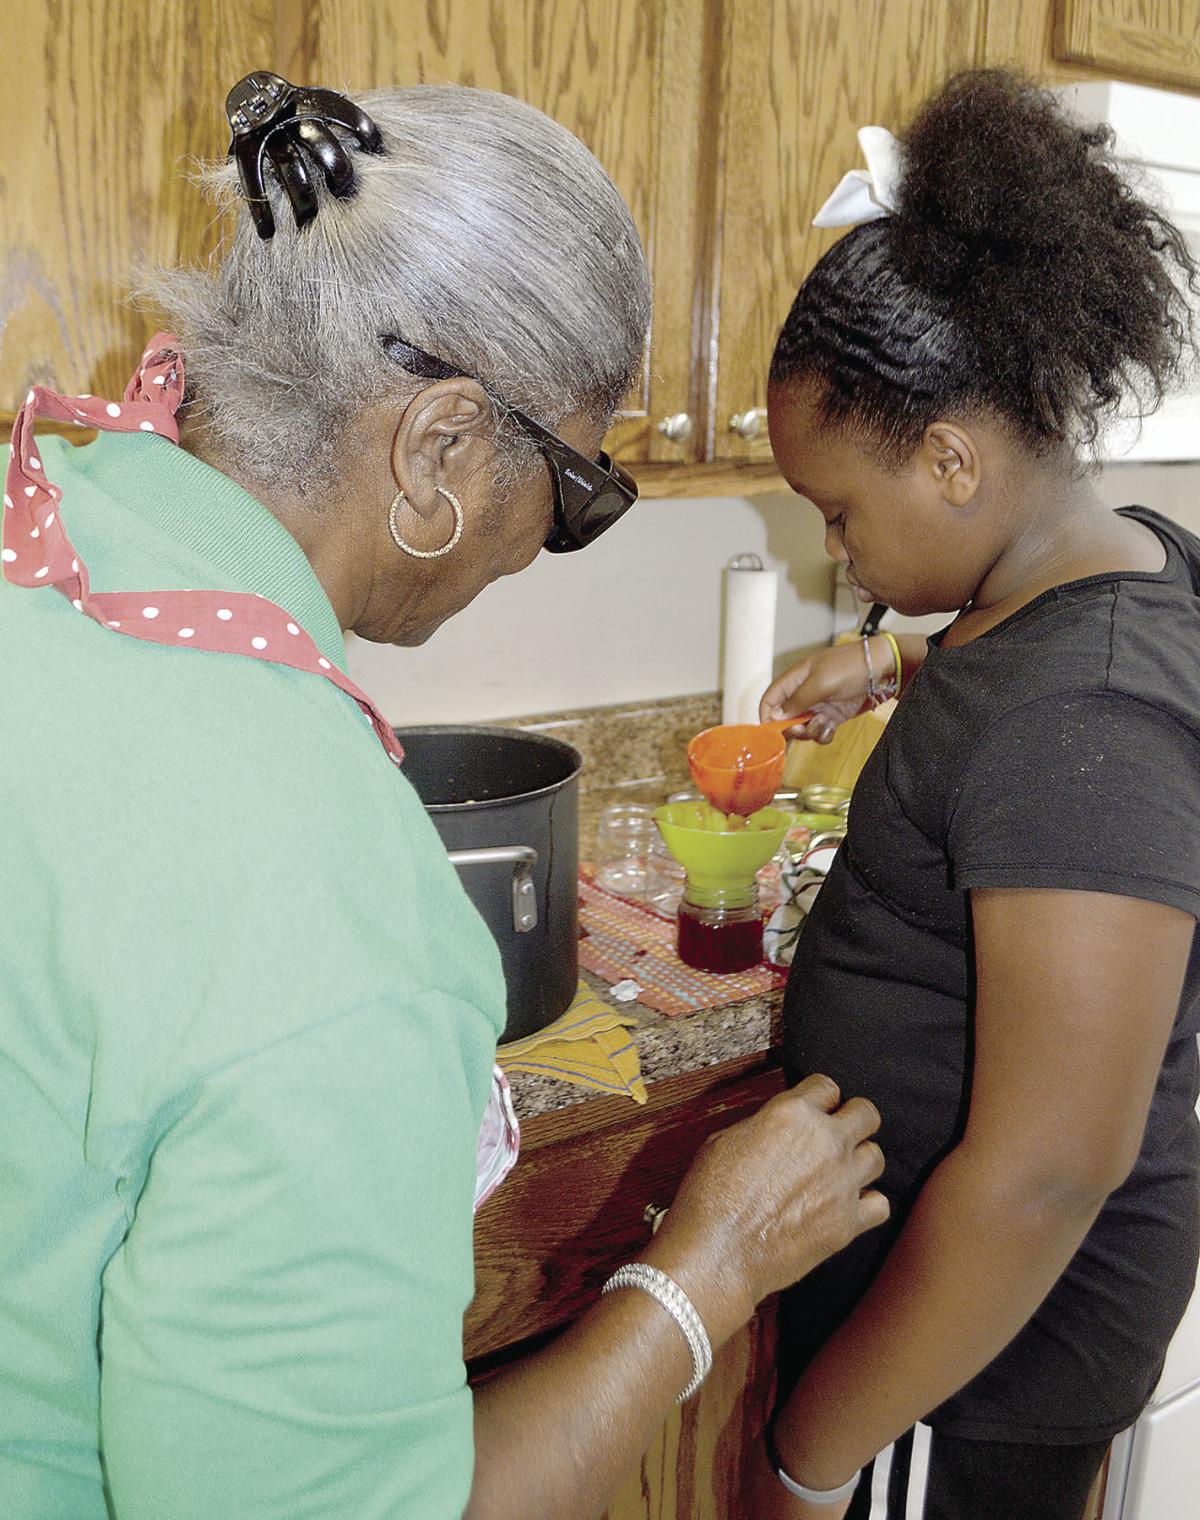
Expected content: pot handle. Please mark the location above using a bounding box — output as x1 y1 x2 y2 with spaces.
446 845 539 933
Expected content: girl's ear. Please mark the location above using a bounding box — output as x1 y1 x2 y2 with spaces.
922 421 981 508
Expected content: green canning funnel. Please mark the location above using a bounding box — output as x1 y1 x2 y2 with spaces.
653 802 794 904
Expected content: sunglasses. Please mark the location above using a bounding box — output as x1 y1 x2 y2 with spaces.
379 336 639 553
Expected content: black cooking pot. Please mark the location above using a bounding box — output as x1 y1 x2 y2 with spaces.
393 725 583 1043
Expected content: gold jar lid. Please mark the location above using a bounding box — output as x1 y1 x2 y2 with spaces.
808 829 846 850
785 824 846 861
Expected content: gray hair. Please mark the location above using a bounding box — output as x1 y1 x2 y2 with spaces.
145 84 651 491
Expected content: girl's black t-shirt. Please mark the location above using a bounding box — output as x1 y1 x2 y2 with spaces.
781 505 1200 1443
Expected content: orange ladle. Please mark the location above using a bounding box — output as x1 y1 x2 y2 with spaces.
687 715 812 816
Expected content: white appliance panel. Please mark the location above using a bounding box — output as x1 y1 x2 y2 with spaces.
1118 1381 1200 1518
1156 1278 1200 1405
1153 1078 1200 1404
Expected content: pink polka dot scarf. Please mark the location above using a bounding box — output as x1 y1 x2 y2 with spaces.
4 335 521 1208
2 334 405 767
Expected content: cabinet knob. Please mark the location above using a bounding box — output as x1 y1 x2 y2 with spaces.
729 406 768 441
643 1203 669 1235
656 412 693 444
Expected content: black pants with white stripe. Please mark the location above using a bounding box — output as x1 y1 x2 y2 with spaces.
848 1424 1110 1520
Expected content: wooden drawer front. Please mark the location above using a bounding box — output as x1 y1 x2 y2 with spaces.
466 1053 784 1361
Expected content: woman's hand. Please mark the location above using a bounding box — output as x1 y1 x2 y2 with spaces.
760 641 881 743
640 1075 889 1347
740 1433 855 1520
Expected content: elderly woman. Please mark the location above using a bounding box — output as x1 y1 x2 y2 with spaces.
0 77 886 1520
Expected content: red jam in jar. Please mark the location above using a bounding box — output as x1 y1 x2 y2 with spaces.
676 892 764 973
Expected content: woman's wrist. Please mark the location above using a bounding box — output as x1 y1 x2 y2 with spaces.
602 1263 712 1401
635 1227 754 1352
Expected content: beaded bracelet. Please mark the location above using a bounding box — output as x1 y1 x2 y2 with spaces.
602 1262 713 1402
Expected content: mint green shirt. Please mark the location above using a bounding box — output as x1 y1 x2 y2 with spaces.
0 431 505 1518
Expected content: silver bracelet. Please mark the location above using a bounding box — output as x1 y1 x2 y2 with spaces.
861 633 880 703
774 1463 862 1505
602 1263 713 1402
766 1425 862 1505
861 634 896 709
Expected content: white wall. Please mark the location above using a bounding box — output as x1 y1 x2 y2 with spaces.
346 461 1200 726
1097 460 1200 534
346 494 835 724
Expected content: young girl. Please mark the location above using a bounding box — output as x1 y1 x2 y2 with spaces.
750 69 1200 1520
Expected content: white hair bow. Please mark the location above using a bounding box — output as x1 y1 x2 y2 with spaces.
812 126 903 228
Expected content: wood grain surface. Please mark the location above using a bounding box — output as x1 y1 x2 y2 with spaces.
602 1299 779 1520
709 0 987 463
467 1051 785 1520
1 1 278 404
467 1051 785 1360
984 0 1091 78
4 1 1192 479
306 0 698 460
1057 0 1200 92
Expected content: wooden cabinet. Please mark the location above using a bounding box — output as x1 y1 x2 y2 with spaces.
2 1 276 426
1057 0 1200 93
468 1051 786 1519
302 0 712 470
0 0 719 484
707 0 987 465
3 0 1197 490
468 1050 784 1357
602 1302 779 1520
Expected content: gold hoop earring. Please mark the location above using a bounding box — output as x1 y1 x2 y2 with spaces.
388 487 465 560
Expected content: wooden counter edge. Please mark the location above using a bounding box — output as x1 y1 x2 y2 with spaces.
467 1047 785 1363
506 1045 785 1155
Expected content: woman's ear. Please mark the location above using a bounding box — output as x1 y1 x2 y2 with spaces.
922 421 981 508
389 379 495 521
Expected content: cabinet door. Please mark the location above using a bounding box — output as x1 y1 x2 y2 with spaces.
982 0 1089 80
1056 0 1200 93
602 1300 778 1520
708 0 986 463
308 0 713 465
0 0 278 416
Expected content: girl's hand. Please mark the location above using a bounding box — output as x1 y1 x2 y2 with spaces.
739 1434 855 1520
760 640 884 743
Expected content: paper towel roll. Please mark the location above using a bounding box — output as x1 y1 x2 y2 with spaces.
721 559 778 725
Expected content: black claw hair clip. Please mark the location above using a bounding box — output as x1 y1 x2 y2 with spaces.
225 71 386 240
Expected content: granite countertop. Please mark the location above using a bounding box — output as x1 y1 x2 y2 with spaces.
497 693 786 1120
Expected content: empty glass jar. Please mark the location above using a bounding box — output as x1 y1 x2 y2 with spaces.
594 803 657 900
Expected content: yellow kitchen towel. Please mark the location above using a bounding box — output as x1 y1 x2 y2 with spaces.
496 981 647 1105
